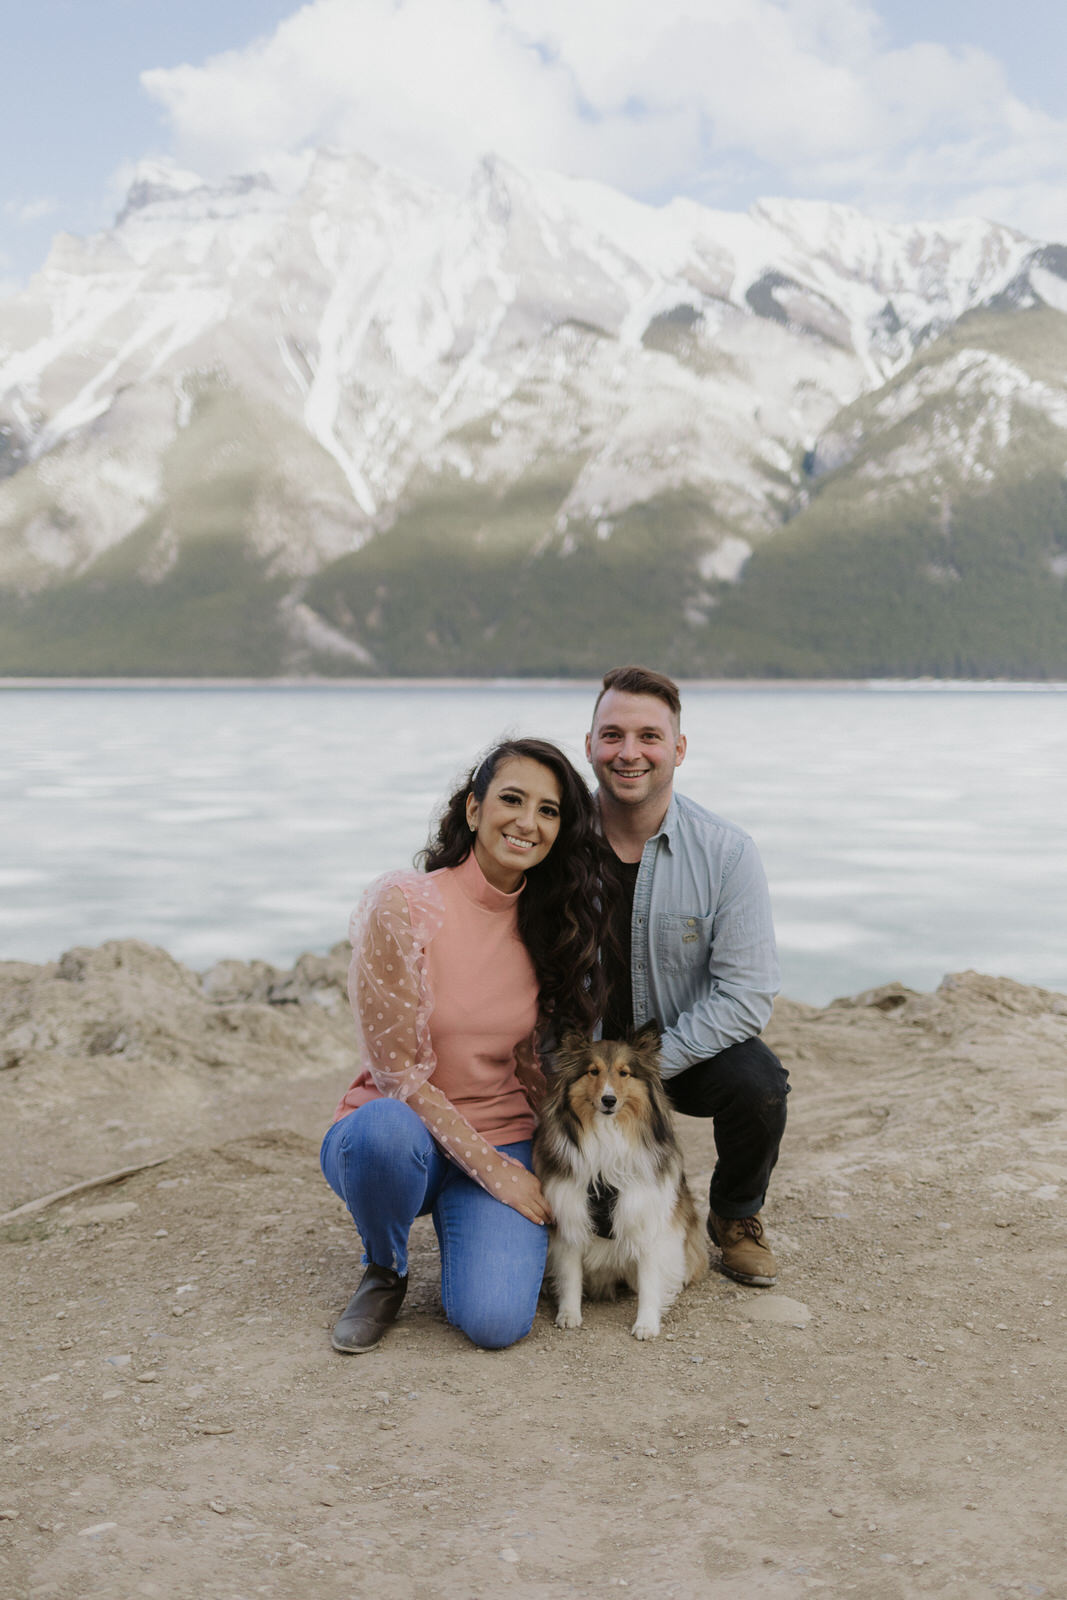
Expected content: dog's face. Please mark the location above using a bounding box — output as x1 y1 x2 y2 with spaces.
552 1026 664 1134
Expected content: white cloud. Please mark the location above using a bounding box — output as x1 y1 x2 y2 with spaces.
3 196 59 226
138 0 1067 238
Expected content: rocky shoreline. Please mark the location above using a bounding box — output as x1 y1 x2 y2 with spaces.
1 941 1064 1597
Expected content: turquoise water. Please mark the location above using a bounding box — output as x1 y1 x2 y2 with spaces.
1 683 1065 1004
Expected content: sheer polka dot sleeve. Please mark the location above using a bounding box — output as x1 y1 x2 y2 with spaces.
406 1081 529 1198
347 872 445 1100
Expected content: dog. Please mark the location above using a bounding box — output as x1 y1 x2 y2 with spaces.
533 1025 708 1340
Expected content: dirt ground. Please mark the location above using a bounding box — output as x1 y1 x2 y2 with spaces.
1 942 1064 1600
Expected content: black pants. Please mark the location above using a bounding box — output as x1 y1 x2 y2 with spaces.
664 1037 789 1219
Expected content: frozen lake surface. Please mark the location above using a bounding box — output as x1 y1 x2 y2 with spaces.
2 683 1065 1004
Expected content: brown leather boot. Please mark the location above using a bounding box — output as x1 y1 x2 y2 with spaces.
707 1211 778 1287
331 1263 408 1353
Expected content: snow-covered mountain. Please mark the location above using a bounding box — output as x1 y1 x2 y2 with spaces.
1 149 1066 676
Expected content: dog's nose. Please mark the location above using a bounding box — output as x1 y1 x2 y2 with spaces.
600 1093 617 1112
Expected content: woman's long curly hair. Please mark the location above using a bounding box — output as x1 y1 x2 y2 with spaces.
420 738 607 1037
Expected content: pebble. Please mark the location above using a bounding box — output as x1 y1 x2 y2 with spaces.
373 1391 391 1403
135 1371 159 1384
77 1522 118 1537
0 1509 19 1521
198 1424 234 1436
106 1354 132 1369
500 1548 519 1564
378 1420 397 1430
829 1507 845 1518
209 1501 228 1515
644 1447 658 1457
741 1295 812 1327
72 1202 139 1225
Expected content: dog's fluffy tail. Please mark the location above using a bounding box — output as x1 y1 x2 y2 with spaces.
675 1183 710 1284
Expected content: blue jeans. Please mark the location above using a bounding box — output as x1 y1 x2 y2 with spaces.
320 1097 547 1350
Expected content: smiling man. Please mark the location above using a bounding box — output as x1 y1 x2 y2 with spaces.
587 664 788 1287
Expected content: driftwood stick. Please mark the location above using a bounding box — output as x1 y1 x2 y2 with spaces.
0 1156 171 1224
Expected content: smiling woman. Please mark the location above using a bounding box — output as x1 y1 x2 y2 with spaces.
464 755 562 892
319 735 607 1356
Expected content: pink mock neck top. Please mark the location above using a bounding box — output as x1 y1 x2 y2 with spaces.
336 850 540 1149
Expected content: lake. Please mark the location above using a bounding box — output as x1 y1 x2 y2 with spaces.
1 683 1065 1004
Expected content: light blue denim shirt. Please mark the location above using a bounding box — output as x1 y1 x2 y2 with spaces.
626 791 780 1078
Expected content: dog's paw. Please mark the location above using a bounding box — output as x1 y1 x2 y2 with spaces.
555 1307 583 1330
630 1316 661 1340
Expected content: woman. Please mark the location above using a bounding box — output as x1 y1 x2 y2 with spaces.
320 738 604 1353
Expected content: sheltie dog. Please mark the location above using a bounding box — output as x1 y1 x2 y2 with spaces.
533 1026 708 1340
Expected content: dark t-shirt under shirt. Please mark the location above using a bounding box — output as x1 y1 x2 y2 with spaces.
601 854 639 1040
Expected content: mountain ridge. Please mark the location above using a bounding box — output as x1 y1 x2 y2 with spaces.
1 149 1066 676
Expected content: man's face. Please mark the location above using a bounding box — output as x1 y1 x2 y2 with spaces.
586 689 686 813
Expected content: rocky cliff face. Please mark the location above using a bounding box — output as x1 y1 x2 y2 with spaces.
2 151 1066 676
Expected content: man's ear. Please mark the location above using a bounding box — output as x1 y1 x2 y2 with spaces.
584 730 593 761
674 733 687 769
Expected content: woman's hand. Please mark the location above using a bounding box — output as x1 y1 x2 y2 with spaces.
500 1162 554 1226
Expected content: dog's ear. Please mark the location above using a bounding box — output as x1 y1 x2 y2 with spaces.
630 1019 662 1055
550 1030 593 1077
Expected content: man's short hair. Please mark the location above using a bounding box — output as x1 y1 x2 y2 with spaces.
592 664 682 727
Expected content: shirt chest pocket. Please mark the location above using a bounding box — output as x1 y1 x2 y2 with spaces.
654 913 713 976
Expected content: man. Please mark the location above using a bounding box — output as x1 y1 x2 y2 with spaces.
586 664 788 1287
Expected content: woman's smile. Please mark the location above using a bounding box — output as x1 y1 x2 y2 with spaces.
466 756 562 892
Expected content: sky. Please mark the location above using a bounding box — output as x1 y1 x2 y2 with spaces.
3 0 1067 293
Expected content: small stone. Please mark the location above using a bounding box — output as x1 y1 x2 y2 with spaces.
198 1424 234 1436
965 1502 979 1511
829 1507 845 1518
106 1354 132 1369
499 1548 519 1563
154 1229 169 1238
808 1400 822 1409
135 1371 159 1383
780 1449 793 1456
72 1201 139 1225
736 1418 751 1428
209 1501 228 1515
689 1355 704 1364
100 1388 122 1401
78 1521 118 1536
373 1391 391 1403
378 1420 396 1430
644 1447 658 1457
0 1509 19 1520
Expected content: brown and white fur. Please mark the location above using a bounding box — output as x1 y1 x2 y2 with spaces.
533 1027 708 1340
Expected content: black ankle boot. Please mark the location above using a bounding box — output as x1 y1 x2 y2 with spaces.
331 1263 408 1353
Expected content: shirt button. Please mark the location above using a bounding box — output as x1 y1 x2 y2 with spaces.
686 918 696 927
